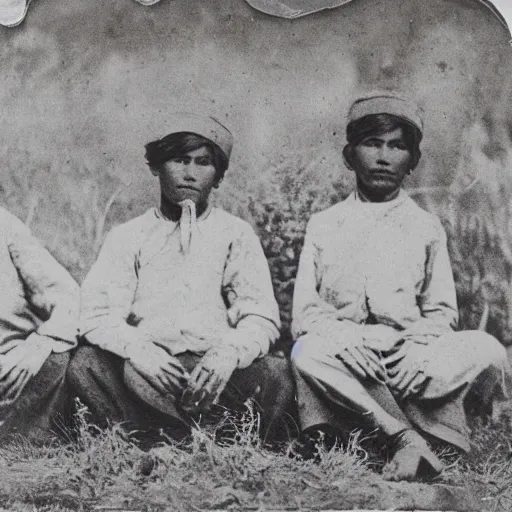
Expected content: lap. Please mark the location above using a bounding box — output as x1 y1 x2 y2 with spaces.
293 330 505 365
292 329 509 399
97 345 293 420
231 354 292 390
4 351 69 410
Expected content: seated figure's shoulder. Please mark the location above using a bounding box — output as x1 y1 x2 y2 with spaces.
306 198 352 236
402 196 446 241
211 207 258 239
0 206 32 241
103 210 160 249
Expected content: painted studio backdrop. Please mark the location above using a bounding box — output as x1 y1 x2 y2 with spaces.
0 0 511 347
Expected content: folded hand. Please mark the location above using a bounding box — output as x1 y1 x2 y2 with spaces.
383 340 431 400
181 345 239 414
334 327 386 383
0 334 53 406
126 341 189 395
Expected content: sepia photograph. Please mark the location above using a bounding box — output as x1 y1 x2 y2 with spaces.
0 0 511 510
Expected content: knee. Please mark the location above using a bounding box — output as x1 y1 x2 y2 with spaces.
290 337 315 371
482 334 508 367
459 331 508 368
66 345 105 388
43 351 70 376
256 355 294 392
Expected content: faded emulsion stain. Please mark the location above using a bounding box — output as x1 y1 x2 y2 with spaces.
0 1 509 187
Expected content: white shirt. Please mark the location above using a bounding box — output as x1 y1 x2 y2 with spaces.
292 191 458 350
80 207 280 368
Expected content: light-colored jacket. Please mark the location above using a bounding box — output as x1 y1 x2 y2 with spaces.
0 207 79 351
80 207 280 368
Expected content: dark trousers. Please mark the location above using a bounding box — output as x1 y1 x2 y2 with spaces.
67 345 298 442
0 352 72 446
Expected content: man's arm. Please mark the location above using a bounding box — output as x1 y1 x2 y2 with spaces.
412 218 459 335
385 220 460 397
291 218 362 344
0 216 79 405
80 227 142 358
181 223 281 412
8 217 79 351
221 224 281 369
80 226 188 393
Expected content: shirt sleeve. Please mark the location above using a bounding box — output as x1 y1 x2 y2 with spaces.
291 218 360 345
415 219 459 331
222 224 281 369
80 227 144 358
8 217 79 352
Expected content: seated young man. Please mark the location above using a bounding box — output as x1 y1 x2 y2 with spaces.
291 93 512 481
69 113 294 442
0 207 79 445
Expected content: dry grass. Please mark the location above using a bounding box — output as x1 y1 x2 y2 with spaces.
0 404 370 511
0 403 509 511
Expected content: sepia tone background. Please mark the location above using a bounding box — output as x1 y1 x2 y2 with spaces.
0 0 511 348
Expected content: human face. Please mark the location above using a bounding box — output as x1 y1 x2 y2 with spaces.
350 127 413 202
155 146 218 208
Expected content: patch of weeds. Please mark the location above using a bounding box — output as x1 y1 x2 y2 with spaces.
0 399 509 511
438 416 512 511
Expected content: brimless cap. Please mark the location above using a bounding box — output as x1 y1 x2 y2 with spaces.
163 112 234 159
348 93 424 133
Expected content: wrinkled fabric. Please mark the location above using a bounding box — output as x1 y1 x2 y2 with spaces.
292 191 458 347
292 330 511 451
0 352 72 445
291 191 512 451
0 207 79 352
80 207 280 369
67 345 297 442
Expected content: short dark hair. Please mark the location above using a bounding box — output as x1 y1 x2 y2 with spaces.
343 113 422 170
145 132 229 182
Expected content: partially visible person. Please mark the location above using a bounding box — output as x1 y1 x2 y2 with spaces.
0 0 31 27
0 207 79 445
0 0 158 27
291 92 512 481
69 113 295 443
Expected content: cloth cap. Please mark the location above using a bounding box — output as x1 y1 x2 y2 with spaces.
348 93 424 133
164 112 234 159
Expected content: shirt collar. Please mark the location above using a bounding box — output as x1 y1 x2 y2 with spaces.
353 188 408 207
153 203 214 223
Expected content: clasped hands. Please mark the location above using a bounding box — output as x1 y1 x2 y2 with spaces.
334 324 434 400
126 342 239 415
0 333 53 407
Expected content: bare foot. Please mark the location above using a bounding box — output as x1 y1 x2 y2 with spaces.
382 429 443 482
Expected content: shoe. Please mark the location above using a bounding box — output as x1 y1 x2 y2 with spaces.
0 0 31 27
382 429 443 482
